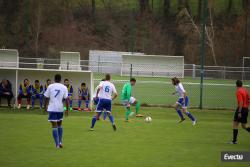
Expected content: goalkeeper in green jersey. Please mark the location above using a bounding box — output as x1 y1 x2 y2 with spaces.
121 78 142 121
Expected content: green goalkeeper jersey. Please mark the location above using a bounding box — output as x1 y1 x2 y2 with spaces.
121 82 132 100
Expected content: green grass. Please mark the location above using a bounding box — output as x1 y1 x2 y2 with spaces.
0 107 249 167
94 74 250 109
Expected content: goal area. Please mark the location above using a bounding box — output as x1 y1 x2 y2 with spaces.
121 55 184 78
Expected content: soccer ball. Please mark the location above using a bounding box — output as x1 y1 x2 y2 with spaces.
145 116 152 123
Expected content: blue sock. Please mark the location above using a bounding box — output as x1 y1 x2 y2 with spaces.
91 116 97 128
31 96 35 108
58 126 63 144
69 100 73 108
103 112 107 120
108 114 115 125
78 99 82 108
176 109 184 119
85 100 89 108
186 111 195 121
52 128 59 146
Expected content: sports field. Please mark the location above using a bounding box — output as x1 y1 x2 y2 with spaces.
94 75 250 109
0 107 249 167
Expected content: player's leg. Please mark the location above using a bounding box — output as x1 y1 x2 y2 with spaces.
103 111 107 120
174 102 185 122
232 121 239 144
31 95 36 109
181 97 196 125
124 101 132 122
26 94 31 109
57 119 63 148
17 94 22 109
78 96 82 110
39 94 43 109
240 108 250 132
90 112 102 130
231 108 240 144
107 112 116 131
48 112 60 148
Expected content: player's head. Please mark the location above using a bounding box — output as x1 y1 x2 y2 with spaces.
64 79 69 85
105 74 111 81
236 80 243 88
130 78 136 86
81 82 86 88
35 80 40 86
54 74 61 83
24 79 29 85
171 77 180 86
1 79 8 86
46 79 51 85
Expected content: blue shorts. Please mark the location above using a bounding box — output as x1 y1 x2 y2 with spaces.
48 112 64 122
177 96 189 108
93 97 99 105
96 98 112 113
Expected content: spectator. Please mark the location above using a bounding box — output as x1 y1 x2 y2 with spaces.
0 79 13 107
31 80 44 109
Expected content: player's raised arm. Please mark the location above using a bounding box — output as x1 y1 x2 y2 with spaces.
112 85 118 101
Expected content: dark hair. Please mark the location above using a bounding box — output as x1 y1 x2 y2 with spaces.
130 78 136 82
46 79 51 82
55 74 61 83
81 83 86 86
236 80 243 87
35 80 39 83
64 79 69 82
105 74 111 81
24 79 29 82
171 77 180 85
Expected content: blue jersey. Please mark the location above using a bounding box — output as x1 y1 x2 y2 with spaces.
78 87 89 96
32 84 43 94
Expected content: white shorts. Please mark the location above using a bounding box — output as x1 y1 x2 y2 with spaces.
122 97 136 106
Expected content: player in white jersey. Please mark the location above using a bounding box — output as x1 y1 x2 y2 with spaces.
44 74 68 148
90 74 118 131
93 79 107 120
171 77 197 125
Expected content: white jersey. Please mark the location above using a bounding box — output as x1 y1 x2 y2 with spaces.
93 81 104 98
98 81 117 100
175 83 186 98
44 83 68 112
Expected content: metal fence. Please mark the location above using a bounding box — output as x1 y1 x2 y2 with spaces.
4 57 250 109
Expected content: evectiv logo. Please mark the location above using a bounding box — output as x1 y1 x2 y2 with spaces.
221 151 250 162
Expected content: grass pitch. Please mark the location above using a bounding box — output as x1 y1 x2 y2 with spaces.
0 107 249 167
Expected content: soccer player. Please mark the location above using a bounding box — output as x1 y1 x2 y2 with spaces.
64 79 73 111
90 74 118 131
78 83 90 111
17 79 32 109
230 80 250 144
171 77 197 125
121 78 141 122
44 74 68 148
31 80 44 109
44 79 51 92
93 79 107 120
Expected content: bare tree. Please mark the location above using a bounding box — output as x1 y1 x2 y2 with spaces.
163 0 171 16
139 0 149 13
183 1 218 65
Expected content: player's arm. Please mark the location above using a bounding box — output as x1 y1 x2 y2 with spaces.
237 92 243 118
43 87 50 112
64 88 69 116
18 84 23 94
112 85 118 101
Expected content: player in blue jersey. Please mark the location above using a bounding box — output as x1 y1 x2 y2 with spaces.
64 79 73 111
90 74 118 131
31 80 44 109
44 74 68 148
78 83 90 111
171 77 197 125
